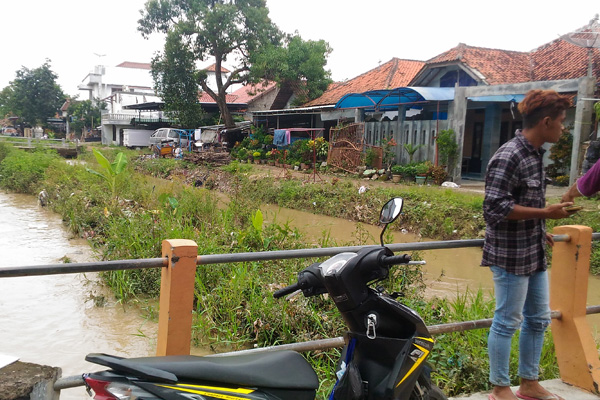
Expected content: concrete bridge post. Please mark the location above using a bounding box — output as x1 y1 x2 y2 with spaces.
550 225 600 394
156 239 198 356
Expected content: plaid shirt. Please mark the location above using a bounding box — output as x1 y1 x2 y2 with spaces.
481 130 547 275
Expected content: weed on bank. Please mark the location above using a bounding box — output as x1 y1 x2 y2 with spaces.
0 144 567 397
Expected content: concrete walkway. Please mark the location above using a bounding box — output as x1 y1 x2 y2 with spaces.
449 379 599 399
458 181 568 200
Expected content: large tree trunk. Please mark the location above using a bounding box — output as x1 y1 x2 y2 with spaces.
217 96 235 128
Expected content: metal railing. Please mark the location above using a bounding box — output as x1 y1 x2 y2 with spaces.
0 136 79 149
2 233 600 393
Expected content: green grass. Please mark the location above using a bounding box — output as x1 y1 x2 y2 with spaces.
0 147 579 397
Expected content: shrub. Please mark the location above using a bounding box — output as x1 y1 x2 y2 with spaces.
437 129 459 170
0 149 59 193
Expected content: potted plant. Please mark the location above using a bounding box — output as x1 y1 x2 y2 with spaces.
415 162 429 185
390 164 404 183
253 151 262 164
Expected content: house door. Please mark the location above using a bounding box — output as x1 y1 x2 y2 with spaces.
469 122 484 173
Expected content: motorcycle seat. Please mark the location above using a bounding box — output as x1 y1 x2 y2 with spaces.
97 350 319 390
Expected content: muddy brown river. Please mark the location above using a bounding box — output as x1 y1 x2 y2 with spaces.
1 191 598 399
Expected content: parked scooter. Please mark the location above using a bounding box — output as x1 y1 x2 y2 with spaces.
83 198 447 400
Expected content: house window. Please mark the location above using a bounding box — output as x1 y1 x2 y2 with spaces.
440 70 477 87
422 130 426 145
431 130 436 145
413 130 417 143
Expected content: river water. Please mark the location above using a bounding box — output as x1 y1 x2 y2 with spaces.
1 191 599 399
0 191 158 399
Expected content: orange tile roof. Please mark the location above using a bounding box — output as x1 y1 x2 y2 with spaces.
204 63 231 73
116 61 152 70
425 43 532 85
531 38 600 81
425 33 600 86
198 92 240 103
229 81 278 104
304 58 425 106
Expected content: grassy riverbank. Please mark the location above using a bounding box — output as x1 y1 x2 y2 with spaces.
1 143 584 397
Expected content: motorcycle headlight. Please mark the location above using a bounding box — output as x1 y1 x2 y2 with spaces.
320 252 357 276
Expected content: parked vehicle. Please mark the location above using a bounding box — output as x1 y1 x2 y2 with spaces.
1 127 19 136
82 198 446 400
148 128 190 149
123 129 154 148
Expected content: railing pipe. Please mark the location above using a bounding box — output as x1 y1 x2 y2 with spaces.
0 258 165 278
0 236 574 278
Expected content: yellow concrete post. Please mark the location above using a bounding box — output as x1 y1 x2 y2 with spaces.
550 225 600 394
156 239 198 356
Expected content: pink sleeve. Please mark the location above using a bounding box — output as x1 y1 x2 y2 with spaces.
577 160 600 196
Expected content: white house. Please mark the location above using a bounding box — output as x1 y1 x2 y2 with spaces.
78 61 165 146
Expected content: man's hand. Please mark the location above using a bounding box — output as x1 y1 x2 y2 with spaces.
546 233 555 247
545 202 573 219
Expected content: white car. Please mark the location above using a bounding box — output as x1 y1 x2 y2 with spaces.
148 128 189 148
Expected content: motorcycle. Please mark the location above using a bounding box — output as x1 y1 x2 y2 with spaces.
82 197 447 400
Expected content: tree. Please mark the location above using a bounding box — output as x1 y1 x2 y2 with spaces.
150 32 208 128
249 35 332 105
67 98 105 138
3 60 65 127
138 0 331 127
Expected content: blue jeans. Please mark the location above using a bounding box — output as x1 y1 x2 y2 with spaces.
488 266 551 386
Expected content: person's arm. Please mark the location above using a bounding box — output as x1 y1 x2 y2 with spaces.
507 202 572 220
561 182 582 203
562 160 600 202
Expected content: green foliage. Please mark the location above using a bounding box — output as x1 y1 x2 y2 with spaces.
150 32 208 128
381 137 397 169
67 98 105 137
402 143 423 163
546 128 572 179
249 34 332 105
3 151 573 398
436 129 459 170
429 164 449 185
0 142 15 163
2 60 65 127
364 147 377 167
139 0 282 127
0 148 59 193
86 148 128 199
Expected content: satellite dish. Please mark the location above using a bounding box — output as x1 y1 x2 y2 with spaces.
561 14 600 77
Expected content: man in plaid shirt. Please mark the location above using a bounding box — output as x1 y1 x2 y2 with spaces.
482 90 572 400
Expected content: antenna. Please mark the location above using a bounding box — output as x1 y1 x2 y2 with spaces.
561 14 600 78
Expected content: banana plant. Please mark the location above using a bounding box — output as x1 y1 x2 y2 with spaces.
86 148 128 199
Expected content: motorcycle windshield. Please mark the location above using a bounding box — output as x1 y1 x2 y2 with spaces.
320 252 357 276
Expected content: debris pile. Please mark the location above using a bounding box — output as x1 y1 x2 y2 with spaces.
184 151 231 166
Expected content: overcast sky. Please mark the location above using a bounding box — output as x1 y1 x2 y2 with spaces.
2 1 598 97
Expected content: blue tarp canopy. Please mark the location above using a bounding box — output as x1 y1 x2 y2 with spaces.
335 87 455 111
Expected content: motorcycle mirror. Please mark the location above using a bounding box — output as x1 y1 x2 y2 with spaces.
379 198 403 224
379 198 404 246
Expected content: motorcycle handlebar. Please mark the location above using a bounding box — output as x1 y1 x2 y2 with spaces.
380 253 412 266
273 282 300 299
